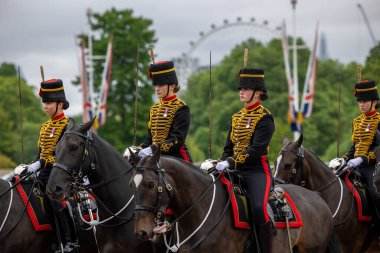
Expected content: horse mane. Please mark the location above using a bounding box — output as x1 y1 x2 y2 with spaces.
160 156 207 178
303 147 330 170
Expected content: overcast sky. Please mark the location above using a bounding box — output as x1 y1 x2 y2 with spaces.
1 0 379 116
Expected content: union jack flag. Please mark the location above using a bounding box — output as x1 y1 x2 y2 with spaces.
96 37 113 127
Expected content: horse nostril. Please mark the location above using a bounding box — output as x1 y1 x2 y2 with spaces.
136 230 149 241
53 186 63 196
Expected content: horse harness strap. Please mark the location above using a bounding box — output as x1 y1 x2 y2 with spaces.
291 146 305 186
54 130 95 182
135 163 173 223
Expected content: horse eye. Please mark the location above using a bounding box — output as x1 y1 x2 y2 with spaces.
143 181 155 189
69 144 79 151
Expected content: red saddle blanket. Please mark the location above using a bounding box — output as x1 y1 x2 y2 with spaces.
220 174 303 230
14 176 52 232
344 171 372 222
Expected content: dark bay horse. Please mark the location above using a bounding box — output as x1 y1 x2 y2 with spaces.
0 173 97 253
0 178 52 253
46 119 155 253
274 134 379 253
375 146 380 194
131 149 336 253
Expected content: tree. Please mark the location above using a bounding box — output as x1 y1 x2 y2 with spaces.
182 37 363 162
0 65 45 167
78 8 156 152
364 42 380 81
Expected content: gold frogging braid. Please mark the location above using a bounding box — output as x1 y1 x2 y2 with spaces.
38 117 69 167
351 113 380 162
230 105 268 164
148 98 186 152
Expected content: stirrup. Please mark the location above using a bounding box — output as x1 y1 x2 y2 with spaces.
54 242 79 253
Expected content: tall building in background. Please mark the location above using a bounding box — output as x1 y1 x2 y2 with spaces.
319 32 329 60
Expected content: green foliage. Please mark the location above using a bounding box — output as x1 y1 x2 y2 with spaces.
0 152 16 168
76 8 156 151
0 69 45 166
183 38 379 163
363 42 380 82
0 63 17 77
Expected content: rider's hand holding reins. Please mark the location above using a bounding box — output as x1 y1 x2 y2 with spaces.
347 157 363 168
138 147 153 158
216 161 229 171
27 160 41 173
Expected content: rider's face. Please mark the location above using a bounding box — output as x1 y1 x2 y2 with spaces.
155 84 175 99
239 88 254 103
358 100 374 113
43 101 62 117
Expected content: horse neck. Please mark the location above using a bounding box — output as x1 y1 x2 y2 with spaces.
303 150 337 192
163 158 216 229
89 136 134 211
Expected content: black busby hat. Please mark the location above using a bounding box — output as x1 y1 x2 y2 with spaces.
39 79 69 109
354 80 379 101
149 61 178 86
238 68 268 100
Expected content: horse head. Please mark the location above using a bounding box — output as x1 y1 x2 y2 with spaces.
132 147 173 241
46 118 96 201
274 134 306 186
373 130 380 194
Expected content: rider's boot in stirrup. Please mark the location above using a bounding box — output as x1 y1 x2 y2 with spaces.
258 221 273 253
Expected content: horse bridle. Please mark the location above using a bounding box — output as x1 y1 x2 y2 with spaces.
278 145 305 186
53 130 95 183
134 163 173 227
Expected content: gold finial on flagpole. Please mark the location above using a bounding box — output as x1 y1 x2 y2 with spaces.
243 48 248 67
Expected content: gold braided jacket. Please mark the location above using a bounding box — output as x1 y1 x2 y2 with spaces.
344 110 380 164
147 95 188 152
221 102 275 169
37 114 69 168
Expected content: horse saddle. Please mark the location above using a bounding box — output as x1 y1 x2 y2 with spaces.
219 173 303 230
339 170 372 221
12 175 52 232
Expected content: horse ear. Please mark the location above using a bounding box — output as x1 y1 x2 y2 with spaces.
79 117 96 132
295 134 303 147
67 118 75 131
128 148 140 165
376 130 380 144
151 144 161 164
283 135 290 146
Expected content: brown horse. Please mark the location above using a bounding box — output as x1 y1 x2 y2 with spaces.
0 174 97 253
46 119 156 253
274 134 379 253
131 148 337 253
375 147 380 194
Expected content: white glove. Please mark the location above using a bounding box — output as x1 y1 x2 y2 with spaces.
138 147 153 158
216 161 229 171
200 159 217 172
123 146 141 161
328 157 346 170
14 164 28 175
27 161 41 173
347 157 363 168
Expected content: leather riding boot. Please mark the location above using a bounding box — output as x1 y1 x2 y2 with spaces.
258 222 273 253
56 208 79 252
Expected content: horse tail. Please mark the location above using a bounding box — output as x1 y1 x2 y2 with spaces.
325 229 340 253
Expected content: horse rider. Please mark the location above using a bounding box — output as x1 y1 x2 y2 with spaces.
332 80 380 222
215 68 275 253
26 79 78 252
125 60 193 163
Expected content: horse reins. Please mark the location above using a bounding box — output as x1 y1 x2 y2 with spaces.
53 129 136 226
135 162 235 252
278 145 356 225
